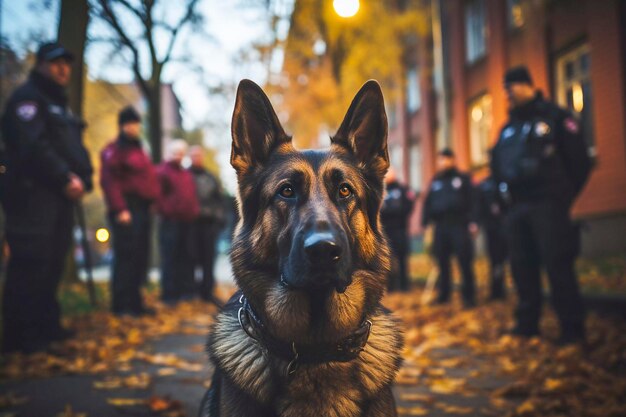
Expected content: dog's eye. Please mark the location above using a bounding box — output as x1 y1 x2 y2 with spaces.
338 184 352 199
278 184 296 199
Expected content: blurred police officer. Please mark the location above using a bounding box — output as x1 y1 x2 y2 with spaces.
491 66 592 345
188 145 225 303
0 42 93 353
422 149 477 308
100 107 160 316
381 167 416 292
476 175 507 300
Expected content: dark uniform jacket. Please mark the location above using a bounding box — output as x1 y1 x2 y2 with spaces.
490 92 592 204
475 176 504 230
380 180 415 234
421 168 475 227
0 71 93 201
100 134 160 214
189 166 226 224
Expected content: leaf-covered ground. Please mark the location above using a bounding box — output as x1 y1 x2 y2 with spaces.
408 254 626 296
386 290 626 416
1 282 625 417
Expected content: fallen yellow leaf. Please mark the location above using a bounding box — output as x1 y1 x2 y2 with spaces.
106 398 146 407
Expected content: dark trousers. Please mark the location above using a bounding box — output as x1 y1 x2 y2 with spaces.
386 231 409 292
189 218 221 300
2 186 73 352
485 225 508 297
433 221 476 303
109 200 151 314
159 218 194 303
506 200 584 336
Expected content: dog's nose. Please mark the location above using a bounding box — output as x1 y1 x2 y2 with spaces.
304 232 342 263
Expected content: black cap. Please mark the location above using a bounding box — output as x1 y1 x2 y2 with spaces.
504 66 533 85
118 106 141 125
36 42 75 63
439 148 455 158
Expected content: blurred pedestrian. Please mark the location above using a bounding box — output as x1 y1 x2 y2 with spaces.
100 106 160 317
157 140 199 304
0 42 93 353
491 66 592 345
381 167 416 292
188 146 225 304
475 175 507 300
422 149 477 308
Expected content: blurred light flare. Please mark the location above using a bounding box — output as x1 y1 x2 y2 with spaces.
96 228 110 243
471 106 483 122
333 0 360 18
572 82 584 112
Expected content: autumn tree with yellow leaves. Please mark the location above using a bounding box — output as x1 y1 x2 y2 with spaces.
270 0 429 148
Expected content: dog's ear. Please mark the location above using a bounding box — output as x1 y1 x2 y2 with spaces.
331 80 389 177
231 79 291 175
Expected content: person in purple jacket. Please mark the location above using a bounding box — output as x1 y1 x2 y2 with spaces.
156 140 200 304
100 106 160 316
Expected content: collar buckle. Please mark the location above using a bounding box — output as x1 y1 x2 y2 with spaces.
286 342 299 377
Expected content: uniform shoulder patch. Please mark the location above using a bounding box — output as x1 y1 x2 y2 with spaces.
16 101 38 121
564 117 580 134
534 121 551 137
502 126 515 139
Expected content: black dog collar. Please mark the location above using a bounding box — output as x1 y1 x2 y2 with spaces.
236 294 372 376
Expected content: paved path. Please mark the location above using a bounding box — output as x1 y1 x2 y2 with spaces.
0 307 517 417
1 329 211 417
0 341 515 417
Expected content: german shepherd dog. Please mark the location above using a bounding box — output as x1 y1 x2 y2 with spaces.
200 79 403 417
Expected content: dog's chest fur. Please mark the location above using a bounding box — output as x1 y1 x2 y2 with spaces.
208 306 402 417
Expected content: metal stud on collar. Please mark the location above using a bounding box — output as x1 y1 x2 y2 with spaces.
286 342 299 377
238 306 258 341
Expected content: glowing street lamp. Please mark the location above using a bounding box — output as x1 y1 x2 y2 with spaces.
333 0 360 18
95 228 110 243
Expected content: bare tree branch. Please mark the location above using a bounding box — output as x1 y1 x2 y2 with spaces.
114 0 148 25
88 35 124 44
90 0 207 162
96 0 150 96
162 0 200 65
140 0 160 83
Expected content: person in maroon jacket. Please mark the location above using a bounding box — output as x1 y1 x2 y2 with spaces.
156 139 200 304
100 106 160 316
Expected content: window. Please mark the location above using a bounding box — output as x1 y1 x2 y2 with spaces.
555 43 595 154
406 67 421 113
507 0 524 30
468 94 493 167
387 102 398 130
465 0 487 64
389 145 404 182
409 142 422 192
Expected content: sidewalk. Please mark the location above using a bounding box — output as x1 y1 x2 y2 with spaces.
0 295 519 417
2 265 625 416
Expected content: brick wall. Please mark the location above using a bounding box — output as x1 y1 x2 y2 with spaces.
389 0 626 244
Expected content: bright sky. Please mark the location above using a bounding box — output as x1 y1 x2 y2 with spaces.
1 0 293 192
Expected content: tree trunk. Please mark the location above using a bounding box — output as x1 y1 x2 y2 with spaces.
57 0 89 118
147 84 163 163
58 0 89 284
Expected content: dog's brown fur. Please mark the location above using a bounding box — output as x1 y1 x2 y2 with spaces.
202 79 403 417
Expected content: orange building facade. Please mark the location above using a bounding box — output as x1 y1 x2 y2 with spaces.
388 0 626 255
